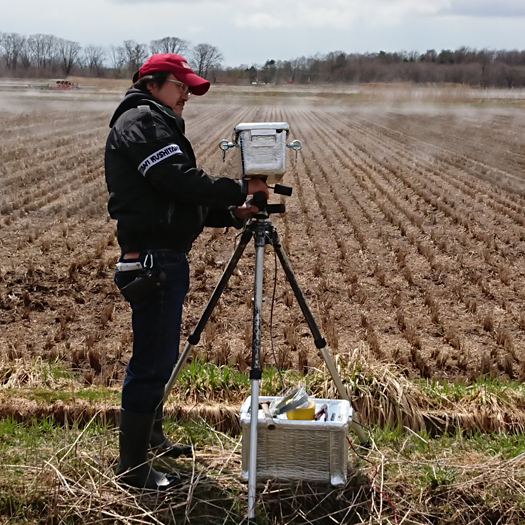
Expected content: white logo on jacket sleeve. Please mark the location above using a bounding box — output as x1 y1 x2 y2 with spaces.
138 144 182 175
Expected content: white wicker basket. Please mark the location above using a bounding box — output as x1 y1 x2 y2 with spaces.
240 396 352 486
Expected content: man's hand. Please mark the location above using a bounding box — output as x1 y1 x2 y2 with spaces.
246 178 269 199
233 201 259 220
234 178 269 220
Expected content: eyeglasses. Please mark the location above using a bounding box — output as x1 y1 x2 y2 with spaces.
166 79 191 96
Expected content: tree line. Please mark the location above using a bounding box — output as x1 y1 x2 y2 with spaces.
0 33 223 80
241 48 525 89
1 30 524 88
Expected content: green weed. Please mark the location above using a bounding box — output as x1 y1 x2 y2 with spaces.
465 430 525 459
420 376 525 407
420 463 458 488
175 358 305 402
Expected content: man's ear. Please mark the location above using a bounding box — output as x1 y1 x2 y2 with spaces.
146 80 158 96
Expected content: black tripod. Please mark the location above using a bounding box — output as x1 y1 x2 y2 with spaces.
163 188 368 518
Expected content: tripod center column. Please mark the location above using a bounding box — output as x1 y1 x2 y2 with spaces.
247 220 268 518
251 224 267 375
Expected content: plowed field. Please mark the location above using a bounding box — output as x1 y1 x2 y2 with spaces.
2 88 525 393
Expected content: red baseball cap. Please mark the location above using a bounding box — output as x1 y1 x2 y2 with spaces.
133 53 210 96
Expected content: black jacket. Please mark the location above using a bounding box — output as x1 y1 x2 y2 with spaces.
105 88 247 253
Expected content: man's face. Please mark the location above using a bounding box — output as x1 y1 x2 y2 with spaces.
147 75 190 116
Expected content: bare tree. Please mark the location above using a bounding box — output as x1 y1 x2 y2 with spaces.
123 40 148 73
502 65 520 89
0 32 26 70
108 45 126 78
83 45 106 76
150 37 189 56
27 34 58 70
57 38 81 76
18 38 31 70
477 49 494 88
191 43 223 78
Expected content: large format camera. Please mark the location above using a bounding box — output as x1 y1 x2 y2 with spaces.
219 122 302 185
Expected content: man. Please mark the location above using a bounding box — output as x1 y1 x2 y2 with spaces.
105 53 268 490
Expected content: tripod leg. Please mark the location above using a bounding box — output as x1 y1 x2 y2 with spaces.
270 227 369 445
247 223 266 519
163 227 253 402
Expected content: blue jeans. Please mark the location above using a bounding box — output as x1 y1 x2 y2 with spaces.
114 251 189 413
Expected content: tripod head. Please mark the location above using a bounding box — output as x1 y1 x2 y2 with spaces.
251 183 293 218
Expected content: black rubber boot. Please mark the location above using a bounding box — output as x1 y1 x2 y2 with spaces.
150 403 192 459
116 409 181 490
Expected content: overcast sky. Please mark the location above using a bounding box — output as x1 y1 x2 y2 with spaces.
1 0 525 67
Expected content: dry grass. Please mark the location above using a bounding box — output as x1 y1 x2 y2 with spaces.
372 444 525 524
2 413 525 524
4 347 525 436
3 348 525 523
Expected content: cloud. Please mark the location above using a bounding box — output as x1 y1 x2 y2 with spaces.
232 12 285 30
229 0 450 31
108 0 210 2
103 0 525 27
107 0 444 18
439 0 525 17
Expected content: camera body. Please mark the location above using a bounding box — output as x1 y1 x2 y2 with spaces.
235 122 289 184
219 122 302 185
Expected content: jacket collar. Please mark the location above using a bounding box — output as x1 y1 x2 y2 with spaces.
109 88 185 133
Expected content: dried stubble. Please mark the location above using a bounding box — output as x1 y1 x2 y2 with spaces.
1 92 525 428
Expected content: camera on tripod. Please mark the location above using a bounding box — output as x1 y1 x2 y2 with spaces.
165 123 366 517
219 122 302 185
